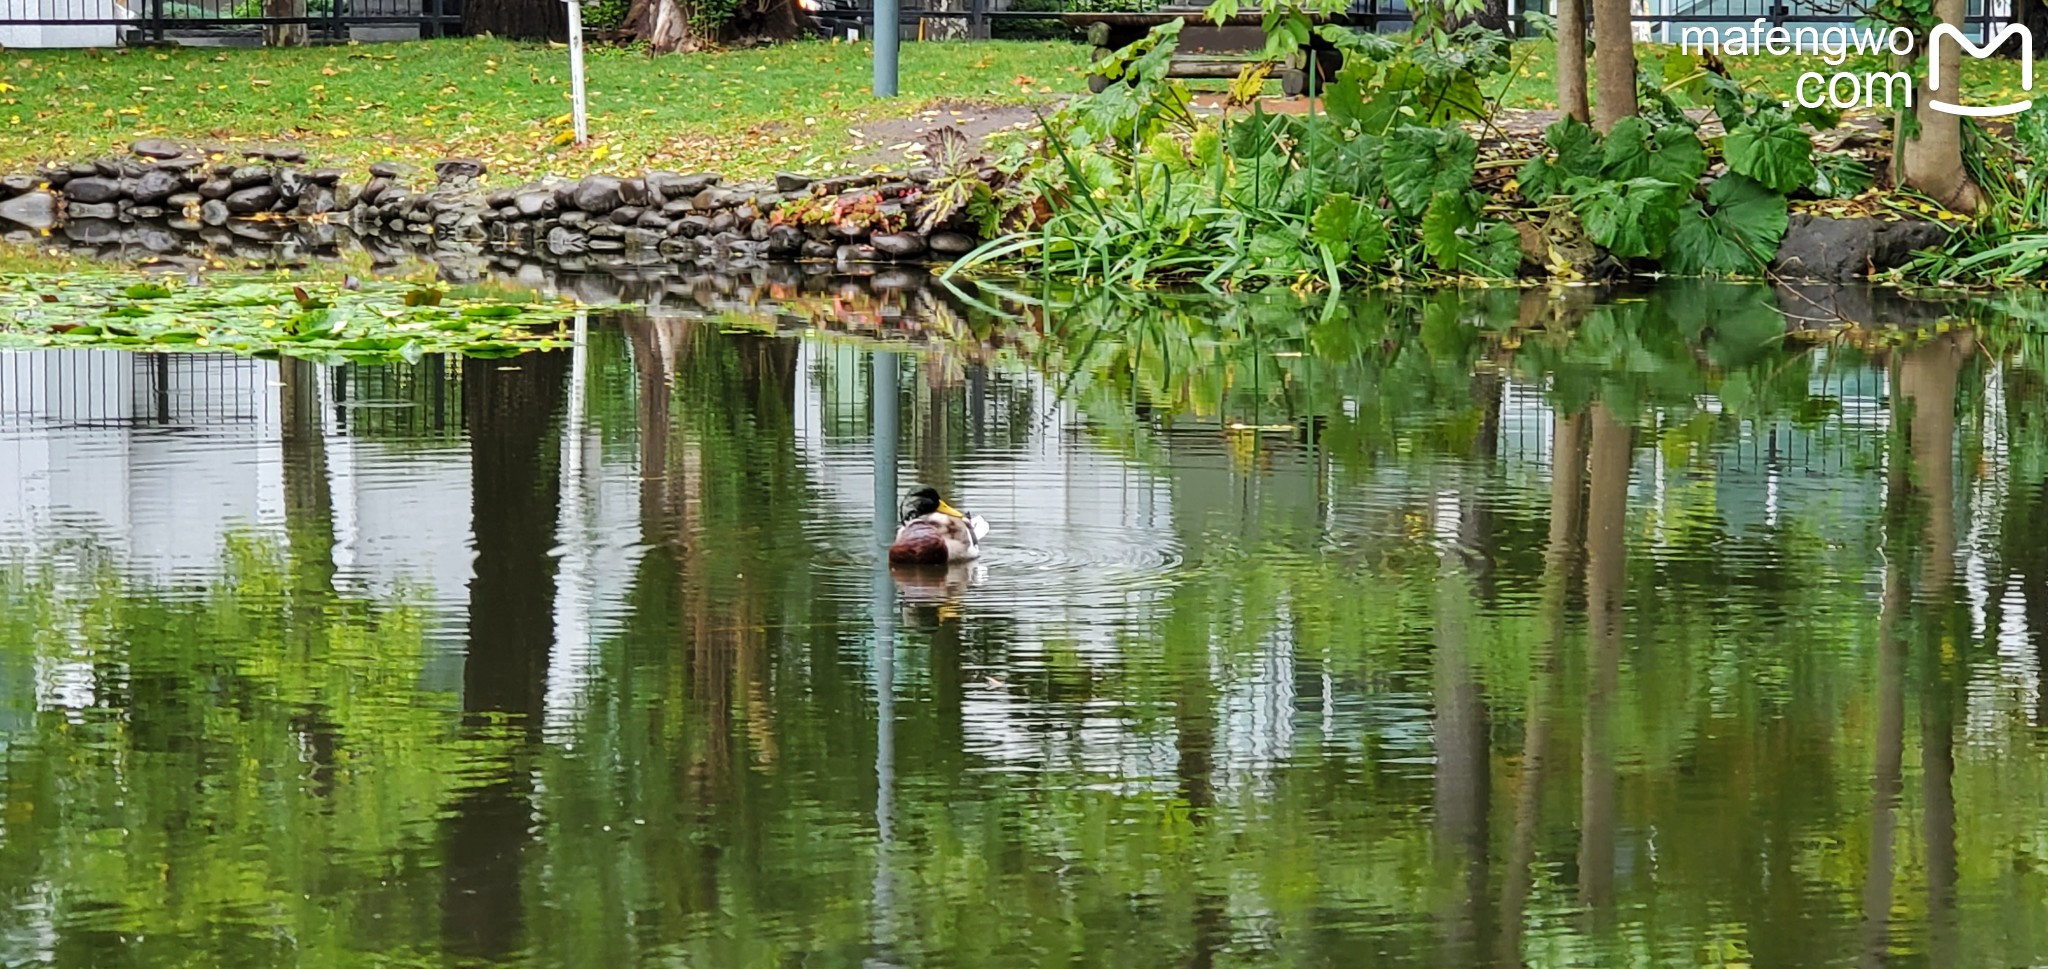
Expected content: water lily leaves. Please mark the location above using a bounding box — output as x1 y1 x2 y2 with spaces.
1665 174 1790 276
0 273 584 363
122 282 172 300
1723 117 1816 194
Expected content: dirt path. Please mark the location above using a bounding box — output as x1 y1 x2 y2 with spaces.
844 99 1055 168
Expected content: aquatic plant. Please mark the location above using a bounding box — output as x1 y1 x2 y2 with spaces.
0 273 587 363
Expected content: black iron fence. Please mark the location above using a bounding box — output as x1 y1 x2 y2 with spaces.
810 0 2005 41
0 0 458 44
809 0 1414 39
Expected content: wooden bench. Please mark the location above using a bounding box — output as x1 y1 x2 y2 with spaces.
1062 6 1356 96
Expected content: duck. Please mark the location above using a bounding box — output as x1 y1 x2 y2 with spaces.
888 486 990 565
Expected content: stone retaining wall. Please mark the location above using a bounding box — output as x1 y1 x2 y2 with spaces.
0 139 984 273
0 138 1946 282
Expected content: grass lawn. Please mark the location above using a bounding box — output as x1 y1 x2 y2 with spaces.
0 36 1084 183
0 32 2029 189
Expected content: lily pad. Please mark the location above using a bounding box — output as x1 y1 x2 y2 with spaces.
0 273 591 363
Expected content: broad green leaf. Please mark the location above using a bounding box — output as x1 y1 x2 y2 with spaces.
1468 221 1524 278
1571 176 1683 259
1664 174 1789 275
1724 118 1815 194
1380 126 1477 217
1420 190 1477 270
1310 194 1391 266
1600 116 1709 186
1518 116 1603 201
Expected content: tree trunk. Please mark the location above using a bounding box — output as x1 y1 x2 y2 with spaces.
1578 404 1631 913
2002 0 2048 57
1899 0 1983 212
1590 0 1636 131
1556 0 1589 123
625 0 689 50
921 0 967 39
1450 0 1510 33
626 0 802 48
263 0 308 46
464 0 567 41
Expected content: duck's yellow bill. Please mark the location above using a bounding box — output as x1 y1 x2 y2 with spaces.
937 500 965 518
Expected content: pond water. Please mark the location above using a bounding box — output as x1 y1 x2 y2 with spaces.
1 276 2046 968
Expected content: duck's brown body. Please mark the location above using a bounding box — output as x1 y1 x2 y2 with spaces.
887 508 988 565
888 520 953 565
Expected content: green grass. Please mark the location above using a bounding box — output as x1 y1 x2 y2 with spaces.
0 36 1083 184
0 32 2029 191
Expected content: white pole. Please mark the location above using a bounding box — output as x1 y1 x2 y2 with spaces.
566 0 590 146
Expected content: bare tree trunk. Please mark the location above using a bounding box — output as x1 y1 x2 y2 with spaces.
625 0 689 51
1899 0 1983 211
626 0 802 48
263 0 309 46
921 0 967 39
1590 0 1635 131
1556 0 1589 123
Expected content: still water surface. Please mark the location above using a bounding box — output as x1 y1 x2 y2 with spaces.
0 281 2046 967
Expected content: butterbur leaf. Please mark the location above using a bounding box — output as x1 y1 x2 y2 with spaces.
1666 201 1747 274
1724 118 1815 194
1321 60 1378 129
1248 227 1307 275
1469 221 1524 278
1420 190 1478 271
1519 117 1603 201
1664 174 1788 275
1381 125 1477 217
1571 177 1683 259
1600 116 1708 186
1312 194 1391 266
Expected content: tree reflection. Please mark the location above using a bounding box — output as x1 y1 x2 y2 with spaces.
441 348 569 961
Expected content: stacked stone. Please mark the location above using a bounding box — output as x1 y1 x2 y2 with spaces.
3 141 352 232
482 169 978 271
0 140 984 269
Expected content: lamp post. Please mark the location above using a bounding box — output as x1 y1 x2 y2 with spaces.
873 0 899 97
565 0 590 145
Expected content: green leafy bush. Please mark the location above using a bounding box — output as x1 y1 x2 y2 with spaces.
583 0 629 30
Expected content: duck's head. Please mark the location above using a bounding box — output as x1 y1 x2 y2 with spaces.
900 485 966 523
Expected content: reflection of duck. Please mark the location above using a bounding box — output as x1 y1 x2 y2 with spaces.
891 561 985 599
888 486 990 565
891 561 986 623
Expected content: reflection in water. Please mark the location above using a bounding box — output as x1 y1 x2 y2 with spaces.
5 284 2048 966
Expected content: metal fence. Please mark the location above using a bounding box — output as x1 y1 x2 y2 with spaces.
811 0 2005 40
0 0 457 45
0 350 276 429
810 0 1415 38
